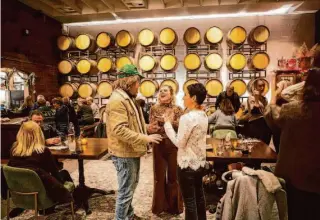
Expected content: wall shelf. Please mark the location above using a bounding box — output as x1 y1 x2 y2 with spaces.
186 44 222 56
228 70 267 80
227 43 267 56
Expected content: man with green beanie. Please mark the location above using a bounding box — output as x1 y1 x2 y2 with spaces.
106 64 162 220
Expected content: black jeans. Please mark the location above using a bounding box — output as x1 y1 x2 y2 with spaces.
177 167 206 220
287 183 320 220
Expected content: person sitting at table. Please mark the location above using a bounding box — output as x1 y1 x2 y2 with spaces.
7 121 74 205
246 79 272 144
86 97 100 122
62 97 80 137
265 68 320 220
164 83 208 220
148 85 184 216
32 94 45 110
77 98 94 126
37 97 55 128
52 98 69 136
30 110 63 145
19 95 34 117
215 85 241 113
208 98 237 139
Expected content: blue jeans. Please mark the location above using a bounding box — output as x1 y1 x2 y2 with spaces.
112 156 140 220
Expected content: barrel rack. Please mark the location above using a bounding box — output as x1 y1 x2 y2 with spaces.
142 45 175 57
186 44 222 56
59 46 134 106
228 43 268 80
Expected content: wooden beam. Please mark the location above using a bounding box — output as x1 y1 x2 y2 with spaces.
61 0 82 14
199 0 202 6
100 0 115 11
39 0 65 14
120 0 131 10
237 0 242 3
143 0 148 9
160 0 166 8
80 0 99 12
180 0 184 7
218 0 221 5
19 0 64 17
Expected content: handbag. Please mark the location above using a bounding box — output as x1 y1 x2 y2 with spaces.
95 122 107 138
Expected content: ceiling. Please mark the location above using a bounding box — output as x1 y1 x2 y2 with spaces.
19 0 320 23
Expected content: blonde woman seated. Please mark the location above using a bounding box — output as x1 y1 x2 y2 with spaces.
8 121 73 204
208 99 237 139
147 85 183 215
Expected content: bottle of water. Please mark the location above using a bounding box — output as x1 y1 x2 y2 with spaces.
68 122 76 153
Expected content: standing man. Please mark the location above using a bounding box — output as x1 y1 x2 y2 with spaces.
215 85 241 113
107 64 162 220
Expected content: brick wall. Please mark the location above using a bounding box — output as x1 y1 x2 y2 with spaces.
1 0 62 100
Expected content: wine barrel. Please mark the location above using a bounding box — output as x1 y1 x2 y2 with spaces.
159 28 178 47
139 79 159 98
183 27 201 46
139 54 157 72
97 81 113 98
184 53 202 71
96 32 115 49
248 25 270 47
227 26 247 48
204 53 223 71
138 28 157 47
75 34 96 51
227 52 247 72
183 79 199 94
116 30 136 49
205 79 223 97
76 58 98 75
97 57 115 73
58 59 76 75
78 82 97 98
59 82 79 98
247 78 269 96
228 79 247 96
160 54 178 72
116 56 134 70
248 51 270 70
57 35 75 51
204 26 223 45
160 79 179 94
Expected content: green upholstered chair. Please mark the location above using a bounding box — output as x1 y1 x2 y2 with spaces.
212 129 237 139
3 165 75 220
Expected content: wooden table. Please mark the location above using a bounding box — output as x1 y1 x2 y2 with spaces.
206 138 277 167
50 138 114 214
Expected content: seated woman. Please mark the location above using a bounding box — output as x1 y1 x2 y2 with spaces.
19 95 34 117
77 98 94 126
247 79 272 144
164 83 208 220
208 99 237 139
8 121 73 204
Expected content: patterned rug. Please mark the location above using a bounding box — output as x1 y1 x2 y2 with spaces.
5 153 216 220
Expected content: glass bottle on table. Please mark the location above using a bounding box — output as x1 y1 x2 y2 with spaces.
68 122 76 153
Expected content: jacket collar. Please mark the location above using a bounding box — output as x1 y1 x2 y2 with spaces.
115 89 133 101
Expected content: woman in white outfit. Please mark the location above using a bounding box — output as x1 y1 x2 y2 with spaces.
164 83 208 220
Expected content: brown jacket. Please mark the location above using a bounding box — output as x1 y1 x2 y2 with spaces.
265 101 320 194
106 89 148 158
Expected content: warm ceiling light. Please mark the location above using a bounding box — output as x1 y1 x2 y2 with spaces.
64 4 293 27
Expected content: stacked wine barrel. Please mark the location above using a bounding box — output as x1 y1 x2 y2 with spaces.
57 25 270 100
